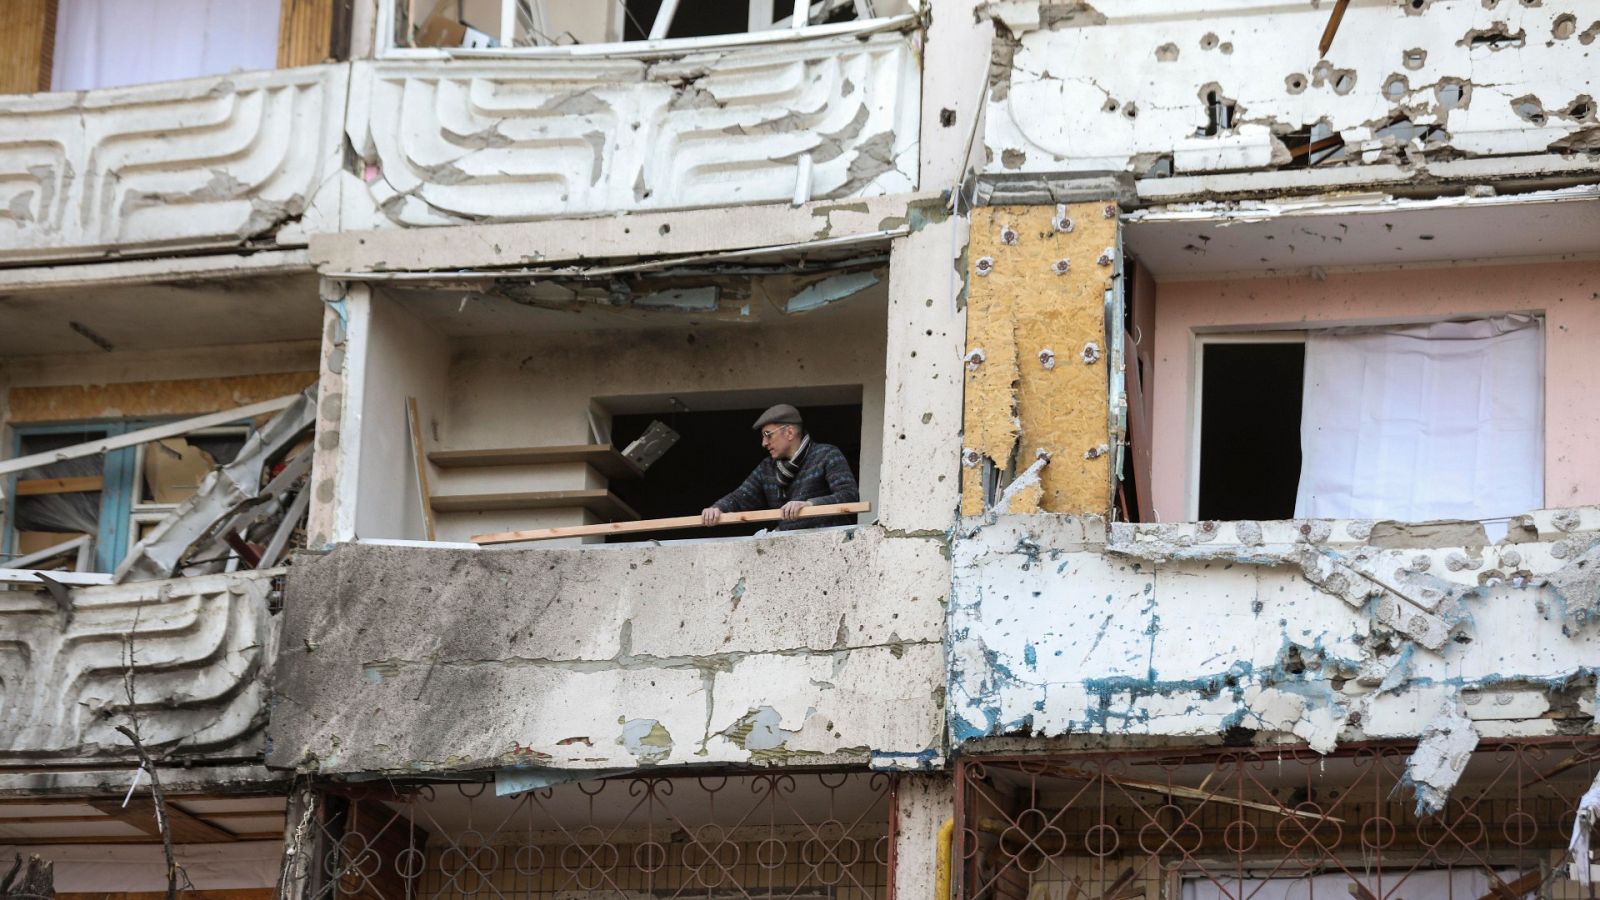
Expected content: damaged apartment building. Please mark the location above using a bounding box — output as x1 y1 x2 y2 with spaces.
1 0 1598 897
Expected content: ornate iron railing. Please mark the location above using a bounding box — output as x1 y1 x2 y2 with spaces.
954 739 1600 900
304 772 893 900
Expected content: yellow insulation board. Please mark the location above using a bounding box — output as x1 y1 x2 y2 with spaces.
960 203 1115 516
7 372 318 424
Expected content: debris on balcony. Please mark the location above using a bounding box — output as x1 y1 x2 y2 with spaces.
117 387 317 582
1401 698 1480 816
0 389 316 585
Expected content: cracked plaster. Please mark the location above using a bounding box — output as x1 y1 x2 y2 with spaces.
949 511 1600 763
345 33 919 228
269 526 947 774
982 0 1600 184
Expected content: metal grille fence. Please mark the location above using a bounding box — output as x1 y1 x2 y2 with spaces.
305 773 893 900
955 739 1600 900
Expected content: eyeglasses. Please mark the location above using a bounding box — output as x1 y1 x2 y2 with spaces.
760 427 789 441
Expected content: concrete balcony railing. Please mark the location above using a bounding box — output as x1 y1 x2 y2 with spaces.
949 505 1600 761
981 0 1600 194
0 28 919 262
0 570 281 787
0 66 346 264
342 31 920 228
267 525 947 776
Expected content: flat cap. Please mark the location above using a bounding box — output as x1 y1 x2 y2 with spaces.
752 403 802 430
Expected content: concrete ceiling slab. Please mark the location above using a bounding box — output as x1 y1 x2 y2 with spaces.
389 270 890 337
0 272 324 358
1124 190 1600 280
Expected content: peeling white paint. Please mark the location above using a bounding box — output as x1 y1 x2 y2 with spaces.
1403 699 1480 816
983 0 1600 183
949 512 1600 752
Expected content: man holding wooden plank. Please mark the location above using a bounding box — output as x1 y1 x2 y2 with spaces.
700 404 860 531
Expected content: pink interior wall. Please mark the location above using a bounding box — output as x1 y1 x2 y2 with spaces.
1148 261 1600 521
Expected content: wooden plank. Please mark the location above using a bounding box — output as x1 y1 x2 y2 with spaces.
431 489 639 520
471 500 870 545
0 810 286 824
0 0 56 94
14 475 103 496
0 833 282 845
428 444 644 480
277 0 335 67
87 798 237 843
0 568 113 586
0 394 299 478
58 891 274 900
406 397 437 541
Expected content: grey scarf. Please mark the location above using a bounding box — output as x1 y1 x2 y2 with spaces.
775 435 812 497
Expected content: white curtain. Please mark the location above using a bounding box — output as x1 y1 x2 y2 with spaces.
52 0 281 92
1294 315 1543 523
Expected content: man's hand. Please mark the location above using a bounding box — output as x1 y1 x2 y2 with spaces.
780 499 813 521
701 507 723 526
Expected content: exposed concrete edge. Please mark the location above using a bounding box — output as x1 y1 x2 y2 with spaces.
0 249 314 292
310 192 943 274
973 172 1137 207
1133 156 1600 204
0 765 286 798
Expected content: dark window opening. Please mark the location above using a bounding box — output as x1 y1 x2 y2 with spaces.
1197 342 1304 521
8 429 109 570
608 404 861 542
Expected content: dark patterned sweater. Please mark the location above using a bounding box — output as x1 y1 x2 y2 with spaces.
713 442 860 530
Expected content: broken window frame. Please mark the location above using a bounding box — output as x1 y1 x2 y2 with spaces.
5 421 136 573
377 0 916 59
1186 330 1309 521
128 424 253 549
4 419 258 574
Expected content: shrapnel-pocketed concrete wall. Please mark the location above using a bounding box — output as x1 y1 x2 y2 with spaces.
949 509 1600 810
269 526 948 775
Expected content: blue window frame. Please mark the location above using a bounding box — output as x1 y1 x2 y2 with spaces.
6 422 143 573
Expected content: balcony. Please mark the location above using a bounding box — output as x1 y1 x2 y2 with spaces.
0 569 281 788
949 506 1600 757
343 30 920 228
948 196 1600 813
267 526 947 775
0 23 918 263
980 0 1600 196
0 66 347 264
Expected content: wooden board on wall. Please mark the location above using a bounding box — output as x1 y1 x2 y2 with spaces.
0 0 57 94
278 0 336 67
6 373 318 424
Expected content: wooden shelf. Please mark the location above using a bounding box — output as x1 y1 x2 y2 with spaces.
427 444 643 480
429 489 640 520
